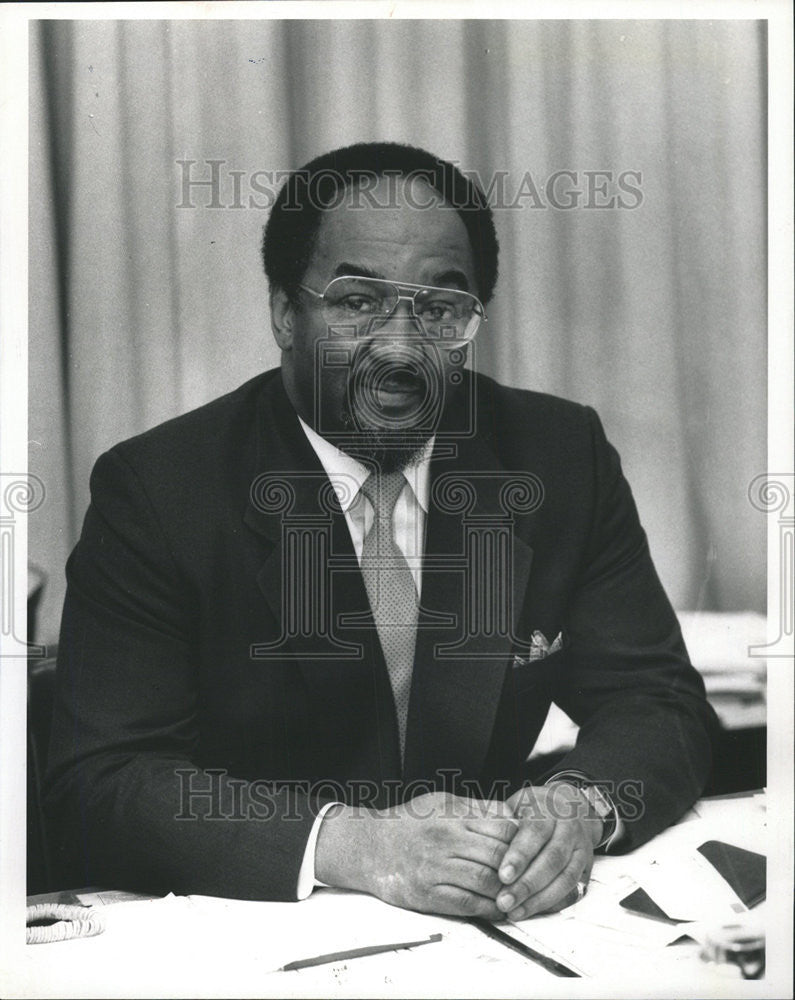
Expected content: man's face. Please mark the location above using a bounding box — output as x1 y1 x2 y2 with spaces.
272 175 478 469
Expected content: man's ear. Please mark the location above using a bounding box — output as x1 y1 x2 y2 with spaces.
270 288 295 350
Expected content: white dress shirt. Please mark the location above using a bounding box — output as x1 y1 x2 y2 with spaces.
297 416 434 593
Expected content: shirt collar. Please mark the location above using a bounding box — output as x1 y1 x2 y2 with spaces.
296 415 434 514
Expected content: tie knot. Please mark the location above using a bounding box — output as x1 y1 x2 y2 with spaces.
360 470 406 521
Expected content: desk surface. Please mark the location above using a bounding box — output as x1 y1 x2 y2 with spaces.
10 793 776 999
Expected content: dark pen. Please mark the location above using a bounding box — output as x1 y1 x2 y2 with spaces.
469 918 581 978
280 932 443 971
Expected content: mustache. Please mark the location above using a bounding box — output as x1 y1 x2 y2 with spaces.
346 342 435 394
335 340 447 438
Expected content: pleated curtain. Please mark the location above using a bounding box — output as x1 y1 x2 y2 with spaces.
29 18 767 643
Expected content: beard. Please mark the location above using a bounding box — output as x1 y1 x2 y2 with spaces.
329 387 436 473
329 411 432 474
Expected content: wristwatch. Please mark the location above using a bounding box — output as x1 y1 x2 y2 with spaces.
545 771 618 849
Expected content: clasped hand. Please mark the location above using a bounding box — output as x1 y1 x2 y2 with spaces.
317 785 602 921
493 784 603 920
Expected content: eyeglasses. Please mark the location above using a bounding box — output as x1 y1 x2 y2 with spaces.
298 275 486 344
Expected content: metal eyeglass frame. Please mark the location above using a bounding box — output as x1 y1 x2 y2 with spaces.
297 275 487 343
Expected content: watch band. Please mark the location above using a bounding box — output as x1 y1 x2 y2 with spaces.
544 770 618 849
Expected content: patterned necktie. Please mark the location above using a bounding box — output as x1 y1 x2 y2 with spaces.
359 470 419 761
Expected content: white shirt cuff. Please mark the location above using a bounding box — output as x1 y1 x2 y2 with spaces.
295 801 341 900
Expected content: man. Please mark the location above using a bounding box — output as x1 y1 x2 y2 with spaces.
45 142 717 922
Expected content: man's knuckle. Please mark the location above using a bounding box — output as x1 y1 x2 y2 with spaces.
473 864 493 892
489 841 506 867
512 872 533 898
498 820 517 843
457 892 478 916
473 898 501 920
520 817 548 842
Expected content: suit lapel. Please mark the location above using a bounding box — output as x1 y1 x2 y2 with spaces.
242 375 368 659
403 418 536 785
242 377 402 776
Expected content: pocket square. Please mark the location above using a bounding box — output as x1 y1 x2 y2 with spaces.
529 629 564 659
514 630 564 665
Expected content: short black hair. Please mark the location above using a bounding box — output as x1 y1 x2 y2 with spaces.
262 142 499 304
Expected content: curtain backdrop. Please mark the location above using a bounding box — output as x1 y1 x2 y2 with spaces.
29 18 766 645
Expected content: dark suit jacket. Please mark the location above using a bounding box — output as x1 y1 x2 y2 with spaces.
45 368 717 900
